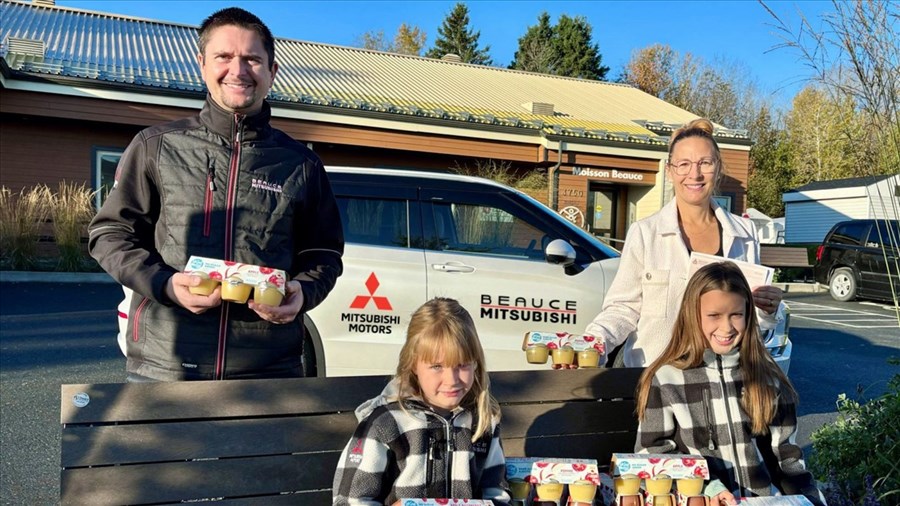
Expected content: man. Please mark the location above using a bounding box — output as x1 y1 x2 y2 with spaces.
89 7 344 381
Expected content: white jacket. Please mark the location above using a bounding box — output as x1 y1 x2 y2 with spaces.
584 199 777 367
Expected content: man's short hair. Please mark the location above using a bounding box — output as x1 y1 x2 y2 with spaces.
198 7 276 69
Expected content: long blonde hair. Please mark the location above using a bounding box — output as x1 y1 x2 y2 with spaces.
395 297 500 441
636 262 797 434
668 118 726 193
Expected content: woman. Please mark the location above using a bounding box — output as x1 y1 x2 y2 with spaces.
581 118 783 368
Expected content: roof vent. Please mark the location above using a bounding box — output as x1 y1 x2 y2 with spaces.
523 102 555 116
6 37 45 57
441 53 462 63
32 0 55 5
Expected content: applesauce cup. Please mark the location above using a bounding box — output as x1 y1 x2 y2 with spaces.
614 474 641 496
221 276 252 303
253 282 284 307
652 495 673 506
645 474 673 496
568 479 598 503
188 272 219 296
525 344 549 364
509 478 531 502
536 480 564 502
676 477 704 497
550 346 575 366
577 348 600 368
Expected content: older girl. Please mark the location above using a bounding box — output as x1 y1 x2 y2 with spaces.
332 297 510 506
635 262 823 505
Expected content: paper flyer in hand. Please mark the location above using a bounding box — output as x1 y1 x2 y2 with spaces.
688 252 774 288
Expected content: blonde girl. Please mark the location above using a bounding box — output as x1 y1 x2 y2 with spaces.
333 297 510 506
635 262 823 505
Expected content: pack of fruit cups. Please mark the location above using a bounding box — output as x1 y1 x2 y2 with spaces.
522 331 606 368
611 454 709 506
183 256 287 306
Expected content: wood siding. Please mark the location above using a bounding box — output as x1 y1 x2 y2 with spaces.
720 148 749 213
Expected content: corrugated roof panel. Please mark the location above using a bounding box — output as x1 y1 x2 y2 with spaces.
0 0 728 143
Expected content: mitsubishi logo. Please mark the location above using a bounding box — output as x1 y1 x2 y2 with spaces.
349 272 392 310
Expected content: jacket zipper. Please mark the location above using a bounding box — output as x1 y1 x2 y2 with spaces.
717 356 745 493
703 388 716 450
203 164 216 237
215 114 243 380
444 414 456 498
131 297 150 343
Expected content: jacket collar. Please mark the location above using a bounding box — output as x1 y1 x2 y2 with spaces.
657 198 754 251
199 95 273 142
703 348 741 368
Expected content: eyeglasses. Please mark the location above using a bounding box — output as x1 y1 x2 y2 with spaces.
668 158 718 176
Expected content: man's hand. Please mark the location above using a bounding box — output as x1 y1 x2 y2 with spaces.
165 272 223 313
249 280 304 324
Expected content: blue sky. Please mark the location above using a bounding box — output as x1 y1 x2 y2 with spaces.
60 1 833 108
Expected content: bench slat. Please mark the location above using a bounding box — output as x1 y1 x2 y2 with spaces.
759 246 812 267
61 412 359 467
504 431 638 464
60 453 340 506
491 368 642 402
502 400 636 438
61 375 392 424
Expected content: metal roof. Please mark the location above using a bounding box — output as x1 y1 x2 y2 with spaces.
0 0 750 146
786 174 895 193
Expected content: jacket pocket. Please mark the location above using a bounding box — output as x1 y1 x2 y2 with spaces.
641 269 670 318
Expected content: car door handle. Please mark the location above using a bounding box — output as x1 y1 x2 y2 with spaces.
431 263 475 273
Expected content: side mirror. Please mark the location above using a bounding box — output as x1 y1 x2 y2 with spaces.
545 239 576 267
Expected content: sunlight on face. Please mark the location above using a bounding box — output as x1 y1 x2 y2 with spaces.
667 136 719 207
700 289 746 355
414 352 476 411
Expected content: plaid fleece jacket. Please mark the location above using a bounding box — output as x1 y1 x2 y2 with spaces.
637 349 824 505
332 379 510 505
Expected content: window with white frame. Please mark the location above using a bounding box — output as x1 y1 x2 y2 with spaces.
93 148 123 208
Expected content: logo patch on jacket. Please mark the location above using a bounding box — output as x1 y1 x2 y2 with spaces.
251 178 283 194
348 438 364 464
472 438 490 455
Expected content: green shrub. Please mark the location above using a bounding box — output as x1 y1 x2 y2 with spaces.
810 358 900 505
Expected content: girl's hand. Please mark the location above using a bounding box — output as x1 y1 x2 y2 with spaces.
712 490 736 505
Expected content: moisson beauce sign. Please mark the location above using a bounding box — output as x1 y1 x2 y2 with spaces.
572 166 648 183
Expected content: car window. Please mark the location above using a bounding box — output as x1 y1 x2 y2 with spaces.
428 201 549 261
866 221 900 251
337 196 411 248
829 221 870 246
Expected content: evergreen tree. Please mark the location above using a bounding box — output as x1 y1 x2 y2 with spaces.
509 13 608 80
425 3 492 65
552 15 608 80
509 12 555 73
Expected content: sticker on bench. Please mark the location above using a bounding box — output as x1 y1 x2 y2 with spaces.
72 392 90 408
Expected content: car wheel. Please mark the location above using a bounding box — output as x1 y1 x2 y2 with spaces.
829 267 857 302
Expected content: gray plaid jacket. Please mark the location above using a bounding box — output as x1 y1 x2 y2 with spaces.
636 349 824 505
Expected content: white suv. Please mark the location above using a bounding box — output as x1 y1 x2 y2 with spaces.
307 167 621 376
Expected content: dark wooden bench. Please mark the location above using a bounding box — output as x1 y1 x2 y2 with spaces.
60 368 642 505
760 245 812 268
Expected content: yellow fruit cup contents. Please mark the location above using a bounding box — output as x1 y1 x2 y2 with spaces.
676 477 704 497
652 496 673 506
221 276 253 303
550 346 575 366
509 478 531 500
577 348 600 368
535 480 564 501
188 272 219 296
645 474 673 495
614 474 641 496
253 282 284 307
525 344 549 364
568 480 598 502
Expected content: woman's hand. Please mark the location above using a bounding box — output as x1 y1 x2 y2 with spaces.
752 285 783 314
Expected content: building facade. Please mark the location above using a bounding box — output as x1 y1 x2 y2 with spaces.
0 0 752 242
